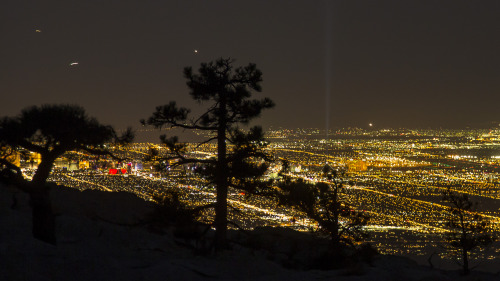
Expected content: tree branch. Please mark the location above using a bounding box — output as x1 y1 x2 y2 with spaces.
192 203 217 213
79 146 128 162
0 158 23 176
195 136 218 148
171 122 218 131
17 139 47 155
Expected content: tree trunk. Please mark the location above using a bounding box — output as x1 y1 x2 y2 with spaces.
32 155 54 186
30 187 56 244
460 216 469 275
331 184 340 247
462 247 469 275
214 100 228 250
30 154 57 245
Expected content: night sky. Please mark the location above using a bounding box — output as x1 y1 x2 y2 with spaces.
2 0 500 141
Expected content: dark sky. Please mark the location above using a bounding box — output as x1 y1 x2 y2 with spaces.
2 0 500 141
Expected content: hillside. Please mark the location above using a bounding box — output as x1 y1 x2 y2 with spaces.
1 183 498 281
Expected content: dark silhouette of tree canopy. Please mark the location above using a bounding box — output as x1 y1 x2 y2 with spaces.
0 104 133 244
276 162 369 248
441 188 496 275
142 58 274 249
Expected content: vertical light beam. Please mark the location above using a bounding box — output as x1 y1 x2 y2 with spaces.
324 0 332 163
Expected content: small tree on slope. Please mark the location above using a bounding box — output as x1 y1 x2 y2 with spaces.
441 188 496 275
276 163 369 249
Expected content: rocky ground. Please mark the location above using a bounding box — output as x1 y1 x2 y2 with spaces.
1 183 499 281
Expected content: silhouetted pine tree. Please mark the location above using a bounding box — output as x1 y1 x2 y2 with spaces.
0 104 133 244
442 188 496 275
277 162 369 248
142 58 274 249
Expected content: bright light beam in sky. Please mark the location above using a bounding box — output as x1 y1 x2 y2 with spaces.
70 62 79 66
324 0 332 161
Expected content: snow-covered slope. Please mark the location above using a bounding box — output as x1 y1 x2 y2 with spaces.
1 183 498 281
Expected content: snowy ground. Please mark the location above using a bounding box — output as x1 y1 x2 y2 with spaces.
1 183 499 281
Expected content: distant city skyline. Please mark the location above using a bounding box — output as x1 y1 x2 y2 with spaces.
2 0 500 134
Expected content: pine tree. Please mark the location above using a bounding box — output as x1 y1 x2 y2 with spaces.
0 104 133 244
277 163 369 247
142 58 274 249
442 188 496 275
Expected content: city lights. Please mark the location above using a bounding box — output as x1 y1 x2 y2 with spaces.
18 127 500 262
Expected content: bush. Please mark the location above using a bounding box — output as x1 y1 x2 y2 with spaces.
147 191 199 232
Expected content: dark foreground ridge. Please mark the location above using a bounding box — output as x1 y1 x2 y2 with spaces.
1 183 499 281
